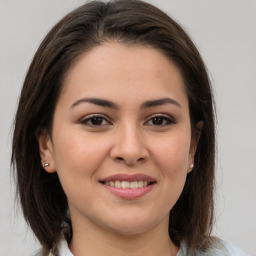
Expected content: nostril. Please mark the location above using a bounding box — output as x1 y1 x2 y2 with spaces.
116 157 144 163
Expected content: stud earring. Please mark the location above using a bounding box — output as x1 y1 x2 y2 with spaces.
189 163 194 169
44 163 50 167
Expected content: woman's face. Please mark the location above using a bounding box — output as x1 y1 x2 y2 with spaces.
39 43 197 235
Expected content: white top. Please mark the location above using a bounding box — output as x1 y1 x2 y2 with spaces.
31 238 250 256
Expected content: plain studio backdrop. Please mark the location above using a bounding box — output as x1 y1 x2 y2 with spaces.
0 0 255 255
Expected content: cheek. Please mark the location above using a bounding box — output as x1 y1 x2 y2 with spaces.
152 131 191 173
51 131 111 197
151 129 191 195
53 129 106 169
155 134 191 206
51 132 109 207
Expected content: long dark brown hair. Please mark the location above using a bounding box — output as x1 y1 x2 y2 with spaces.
12 0 216 254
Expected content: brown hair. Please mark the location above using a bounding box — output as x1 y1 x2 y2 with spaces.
12 0 215 254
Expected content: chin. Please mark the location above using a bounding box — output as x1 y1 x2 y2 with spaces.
106 223 153 236
101 212 167 236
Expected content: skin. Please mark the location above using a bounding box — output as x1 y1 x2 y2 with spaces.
39 43 201 256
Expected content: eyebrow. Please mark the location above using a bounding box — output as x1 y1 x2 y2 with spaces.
70 98 119 109
70 97 181 109
141 98 181 108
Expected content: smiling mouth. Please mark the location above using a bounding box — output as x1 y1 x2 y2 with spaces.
99 174 156 199
100 180 156 189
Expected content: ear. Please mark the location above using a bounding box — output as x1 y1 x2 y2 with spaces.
188 121 204 173
37 130 56 173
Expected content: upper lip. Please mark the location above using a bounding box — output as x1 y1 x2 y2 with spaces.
99 173 156 182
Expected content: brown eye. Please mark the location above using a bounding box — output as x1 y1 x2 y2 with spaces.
80 115 111 126
145 115 175 126
90 117 104 125
152 117 165 125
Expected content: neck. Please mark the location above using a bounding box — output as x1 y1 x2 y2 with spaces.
69 215 179 256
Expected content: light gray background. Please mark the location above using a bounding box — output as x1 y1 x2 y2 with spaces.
1 0 255 255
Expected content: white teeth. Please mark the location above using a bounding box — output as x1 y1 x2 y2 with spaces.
130 181 138 189
121 181 130 189
138 181 143 188
115 180 121 188
104 180 149 189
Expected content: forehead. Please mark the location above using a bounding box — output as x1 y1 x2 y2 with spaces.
59 42 188 109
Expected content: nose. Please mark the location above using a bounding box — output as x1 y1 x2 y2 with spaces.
110 123 149 166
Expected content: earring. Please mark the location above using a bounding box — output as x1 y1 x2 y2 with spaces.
44 163 50 167
189 163 194 169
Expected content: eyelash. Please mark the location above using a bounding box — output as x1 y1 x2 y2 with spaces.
79 114 175 127
80 114 111 126
144 114 175 126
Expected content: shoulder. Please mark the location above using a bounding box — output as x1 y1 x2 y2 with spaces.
29 238 74 256
178 238 249 256
29 249 55 256
29 249 43 256
222 241 249 256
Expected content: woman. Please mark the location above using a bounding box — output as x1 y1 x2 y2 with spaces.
12 0 248 255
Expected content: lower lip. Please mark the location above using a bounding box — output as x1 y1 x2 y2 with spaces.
101 183 155 199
